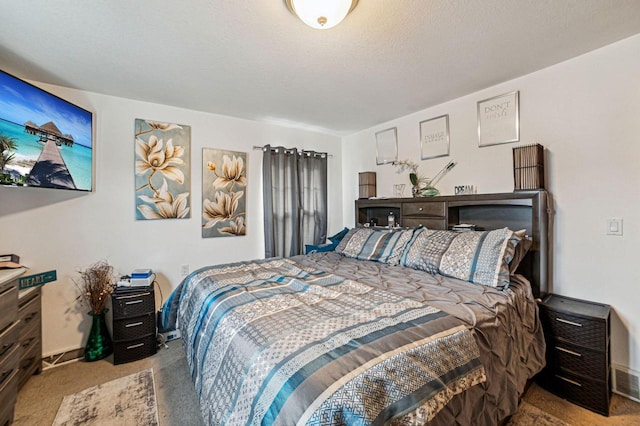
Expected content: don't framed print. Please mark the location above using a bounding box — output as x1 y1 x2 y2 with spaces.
134 119 191 220
420 114 450 159
477 91 519 147
202 148 247 238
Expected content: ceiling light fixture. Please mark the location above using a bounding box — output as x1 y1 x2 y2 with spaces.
285 0 358 30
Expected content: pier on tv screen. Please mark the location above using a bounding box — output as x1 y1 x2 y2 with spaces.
0 70 93 191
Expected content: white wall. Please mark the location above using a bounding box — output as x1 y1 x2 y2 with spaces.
0 85 342 356
342 34 640 372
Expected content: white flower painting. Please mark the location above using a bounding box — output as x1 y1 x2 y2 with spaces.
135 119 190 220
202 149 247 237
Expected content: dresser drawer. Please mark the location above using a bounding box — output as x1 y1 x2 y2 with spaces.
0 286 18 334
0 344 19 390
543 369 610 416
18 290 41 335
0 322 19 366
18 340 41 389
540 308 607 350
112 290 155 319
548 339 608 380
402 218 446 230
113 312 156 341
402 202 445 217
0 367 18 426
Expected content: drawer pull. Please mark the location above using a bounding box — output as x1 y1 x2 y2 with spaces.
556 346 582 357
418 207 423 211
0 369 12 384
126 342 145 350
555 317 582 327
125 300 144 305
23 312 37 323
22 337 36 349
556 374 582 387
0 342 13 357
125 321 144 328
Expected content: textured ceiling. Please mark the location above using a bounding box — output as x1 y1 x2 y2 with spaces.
1 1 640 136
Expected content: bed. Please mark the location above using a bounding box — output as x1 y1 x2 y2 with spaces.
161 192 550 425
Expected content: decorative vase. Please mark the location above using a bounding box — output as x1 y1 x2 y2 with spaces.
84 309 113 362
412 186 419 197
419 186 440 197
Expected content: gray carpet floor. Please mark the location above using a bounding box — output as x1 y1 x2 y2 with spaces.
13 340 640 425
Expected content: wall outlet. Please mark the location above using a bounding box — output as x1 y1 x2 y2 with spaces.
180 264 189 276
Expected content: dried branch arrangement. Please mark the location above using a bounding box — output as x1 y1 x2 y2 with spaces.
75 260 117 315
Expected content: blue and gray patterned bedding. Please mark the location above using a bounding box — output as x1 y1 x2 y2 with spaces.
162 256 489 425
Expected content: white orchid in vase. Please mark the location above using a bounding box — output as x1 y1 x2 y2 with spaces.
393 159 457 197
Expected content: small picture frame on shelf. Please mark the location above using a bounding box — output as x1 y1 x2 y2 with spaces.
477 91 519 147
420 114 449 159
375 127 398 165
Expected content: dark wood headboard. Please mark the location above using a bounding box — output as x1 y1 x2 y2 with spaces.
355 191 551 298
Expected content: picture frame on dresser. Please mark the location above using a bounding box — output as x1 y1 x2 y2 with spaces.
477 90 519 147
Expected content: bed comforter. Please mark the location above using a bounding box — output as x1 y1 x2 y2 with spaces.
162 252 545 425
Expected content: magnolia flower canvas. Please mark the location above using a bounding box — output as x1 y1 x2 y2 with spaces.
202 148 247 238
134 119 191 220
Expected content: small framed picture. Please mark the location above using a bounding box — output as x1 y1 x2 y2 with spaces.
420 114 449 159
477 91 519 147
375 127 398 165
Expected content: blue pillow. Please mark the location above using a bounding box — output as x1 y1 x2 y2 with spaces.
305 241 339 254
328 227 350 243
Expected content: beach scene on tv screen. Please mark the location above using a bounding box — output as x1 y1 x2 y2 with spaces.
0 72 92 191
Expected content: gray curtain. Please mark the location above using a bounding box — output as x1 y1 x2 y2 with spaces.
263 145 328 258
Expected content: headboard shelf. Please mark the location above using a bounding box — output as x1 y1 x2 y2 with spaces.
355 191 551 298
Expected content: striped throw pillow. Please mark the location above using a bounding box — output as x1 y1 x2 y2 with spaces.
400 227 521 289
335 228 415 266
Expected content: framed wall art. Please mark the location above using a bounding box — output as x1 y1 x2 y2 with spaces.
477 91 519 147
202 148 247 238
375 127 398 165
420 114 449 159
134 119 191 220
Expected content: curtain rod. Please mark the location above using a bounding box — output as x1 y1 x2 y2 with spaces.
252 145 333 158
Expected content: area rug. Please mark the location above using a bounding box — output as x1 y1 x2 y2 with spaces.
52 368 158 426
507 401 572 426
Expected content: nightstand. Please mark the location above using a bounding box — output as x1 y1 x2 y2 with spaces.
538 294 611 416
111 287 157 365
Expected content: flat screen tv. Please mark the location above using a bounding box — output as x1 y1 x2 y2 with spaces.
0 70 93 191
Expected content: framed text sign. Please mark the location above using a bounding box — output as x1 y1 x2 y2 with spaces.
477 91 519 147
420 114 449 159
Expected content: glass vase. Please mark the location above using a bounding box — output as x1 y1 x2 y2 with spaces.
84 309 113 362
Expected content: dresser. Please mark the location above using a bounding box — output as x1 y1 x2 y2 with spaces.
111 287 157 365
0 268 25 426
538 294 611 416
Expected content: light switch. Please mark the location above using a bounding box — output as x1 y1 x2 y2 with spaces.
606 218 623 236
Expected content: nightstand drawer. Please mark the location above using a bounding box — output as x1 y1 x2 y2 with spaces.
113 313 156 341
0 322 19 365
113 333 157 365
548 339 608 380
112 290 155 319
540 309 607 350
544 369 610 416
